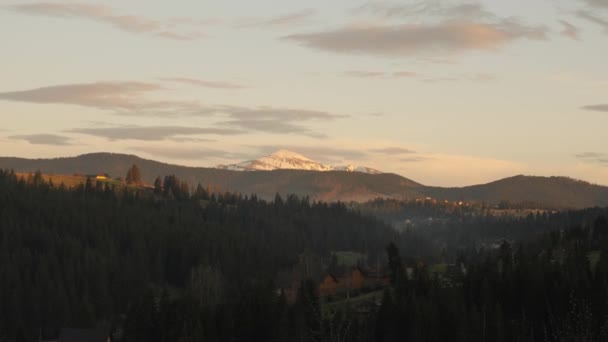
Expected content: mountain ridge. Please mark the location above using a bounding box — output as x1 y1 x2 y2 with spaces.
218 149 382 174
0 152 607 209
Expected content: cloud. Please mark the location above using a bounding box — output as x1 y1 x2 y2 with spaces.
582 104 608 112
7 2 206 40
284 20 547 57
0 82 345 138
130 145 251 161
0 81 165 111
575 152 608 165
369 147 416 155
354 1 493 20
421 73 498 83
343 70 386 78
342 70 418 78
67 125 243 141
584 0 608 9
210 105 345 138
160 77 246 89
400 156 431 163
252 145 369 161
559 20 581 40
219 119 326 138
9 133 73 146
393 71 419 78
237 9 316 28
211 105 346 121
577 11 608 33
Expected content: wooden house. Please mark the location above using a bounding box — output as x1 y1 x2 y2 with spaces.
319 274 341 296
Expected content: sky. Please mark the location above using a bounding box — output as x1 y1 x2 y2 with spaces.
0 0 607 186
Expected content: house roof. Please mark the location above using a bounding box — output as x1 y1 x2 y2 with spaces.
58 329 109 342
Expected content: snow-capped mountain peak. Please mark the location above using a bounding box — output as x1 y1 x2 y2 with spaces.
217 150 382 174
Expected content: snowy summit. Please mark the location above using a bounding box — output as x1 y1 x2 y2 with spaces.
218 150 382 174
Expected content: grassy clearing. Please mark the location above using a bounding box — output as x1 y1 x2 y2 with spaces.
323 290 384 313
332 251 366 267
16 172 127 189
588 251 601 273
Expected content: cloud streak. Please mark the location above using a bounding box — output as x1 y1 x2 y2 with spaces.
559 20 581 40
582 104 608 112
67 125 243 141
575 152 608 165
354 1 493 20
577 11 608 33
130 145 252 161
284 20 547 57
160 77 246 89
253 145 369 161
0 81 163 110
342 70 418 78
0 81 345 138
8 2 206 40
236 9 316 28
9 133 73 146
369 147 416 155
584 0 608 9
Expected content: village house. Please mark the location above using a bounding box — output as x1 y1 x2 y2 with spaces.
319 267 390 297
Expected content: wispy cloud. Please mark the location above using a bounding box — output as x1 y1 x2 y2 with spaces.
67 125 243 141
7 2 206 40
353 1 493 20
284 20 547 58
130 145 251 161
400 156 431 163
421 73 498 83
0 81 199 116
582 104 608 112
9 133 73 146
342 70 418 78
577 10 608 33
159 77 246 89
559 20 581 40
369 147 416 155
575 152 608 165
253 145 369 162
584 0 608 9
236 9 317 28
343 70 386 78
0 82 345 138
211 106 344 138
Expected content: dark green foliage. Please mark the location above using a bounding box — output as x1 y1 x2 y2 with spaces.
2 153 608 208
125 164 142 185
0 170 408 341
374 220 608 342
4 169 608 341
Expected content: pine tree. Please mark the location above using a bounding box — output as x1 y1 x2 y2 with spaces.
126 165 142 185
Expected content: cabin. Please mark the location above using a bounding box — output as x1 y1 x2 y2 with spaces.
85 173 109 181
318 267 392 297
319 274 341 296
57 328 111 342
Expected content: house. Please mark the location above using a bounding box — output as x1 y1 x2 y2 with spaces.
319 267 390 297
57 329 111 342
319 274 341 296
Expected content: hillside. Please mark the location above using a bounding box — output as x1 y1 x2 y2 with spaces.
1 153 607 208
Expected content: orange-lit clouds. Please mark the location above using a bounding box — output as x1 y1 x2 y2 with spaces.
8 2 206 40
284 21 547 57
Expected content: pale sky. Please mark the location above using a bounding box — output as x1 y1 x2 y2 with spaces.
1 0 607 186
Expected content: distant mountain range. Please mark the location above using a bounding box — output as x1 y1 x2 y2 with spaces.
1 152 607 209
217 149 382 174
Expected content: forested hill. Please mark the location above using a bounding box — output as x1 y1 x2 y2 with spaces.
1 153 608 208
0 169 427 341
